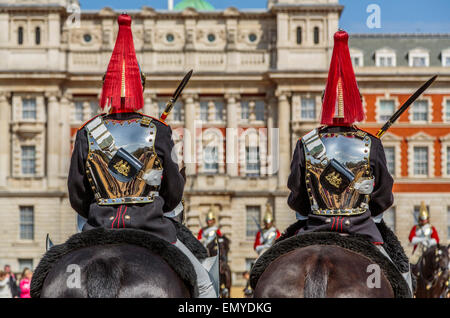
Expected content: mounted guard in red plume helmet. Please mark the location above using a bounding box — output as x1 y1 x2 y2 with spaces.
321 30 364 126
100 14 145 113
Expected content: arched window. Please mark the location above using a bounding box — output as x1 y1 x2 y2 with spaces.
35 27 41 45
296 27 302 44
313 27 320 44
18 26 24 45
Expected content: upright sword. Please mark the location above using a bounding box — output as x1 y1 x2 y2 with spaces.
160 70 193 122
376 75 438 138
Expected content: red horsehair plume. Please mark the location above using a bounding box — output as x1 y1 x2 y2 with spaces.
100 14 144 113
320 30 364 125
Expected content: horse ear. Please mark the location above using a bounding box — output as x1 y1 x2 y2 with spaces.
180 167 186 182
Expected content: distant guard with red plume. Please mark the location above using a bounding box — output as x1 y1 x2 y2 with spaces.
68 14 217 297
282 30 413 292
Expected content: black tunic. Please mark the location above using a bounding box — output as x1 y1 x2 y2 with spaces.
287 125 394 243
68 112 184 243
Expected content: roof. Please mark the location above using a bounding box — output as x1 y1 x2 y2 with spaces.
349 34 450 67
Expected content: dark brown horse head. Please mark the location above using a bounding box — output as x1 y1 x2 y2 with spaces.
414 244 449 298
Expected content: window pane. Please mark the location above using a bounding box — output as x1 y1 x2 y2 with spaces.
445 100 450 121
445 57 450 67
74 102 84 122
18 26 23 45
254 100 265 121
18 259 33 272
384 206 395 231
241 101 249 120
215 101 224 121
296 27 302 44
246 206 261 237
352 56 360 67
413 147 428 175
89 101 99 117
200 101 208 121
413 56 426 67
313 27 319 44
412 100 428 121
246 146 260 176
384 147 395 175
21 146 36 175
20 206 34 240
35 27 41 45
204 146 218 173
173 101 183 122
301 97 316 119
22 98 37 119
447 146 450 175
379 100 395 121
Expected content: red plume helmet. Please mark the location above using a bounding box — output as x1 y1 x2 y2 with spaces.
320 30 364 126
100 14 144 113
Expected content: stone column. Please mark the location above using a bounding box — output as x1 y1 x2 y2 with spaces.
225 93 239 177
276 90 291 189
266 94 277 176
183 93 197 176
59 94 71 178
0 92 11 188
46 92 61 189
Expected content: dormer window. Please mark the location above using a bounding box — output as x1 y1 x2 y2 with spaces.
409 48 429 67
375 48 396 67
442 49 450 67
350 49 364 67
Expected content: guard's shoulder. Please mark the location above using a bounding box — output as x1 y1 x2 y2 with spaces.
354 126 378 140
139 113 168 127
78 113 106 131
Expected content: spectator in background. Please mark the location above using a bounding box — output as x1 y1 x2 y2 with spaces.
0 271 12 298
19 268 32 298
4 265 19 298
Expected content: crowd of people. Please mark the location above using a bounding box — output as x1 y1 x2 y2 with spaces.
0 265 32 298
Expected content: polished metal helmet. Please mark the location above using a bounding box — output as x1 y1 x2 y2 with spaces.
418 201 429 221
263 203 273 224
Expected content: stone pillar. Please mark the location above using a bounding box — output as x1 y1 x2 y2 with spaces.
266 94 277 176
183 93 197 176
0 92 11 188
276 90 291 189
59 94 71 178
46 92 61 189
225 93 239 177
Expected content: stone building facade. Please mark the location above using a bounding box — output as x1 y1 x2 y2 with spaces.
0 0 449 284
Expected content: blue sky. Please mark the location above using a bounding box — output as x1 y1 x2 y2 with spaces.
79 0 450 33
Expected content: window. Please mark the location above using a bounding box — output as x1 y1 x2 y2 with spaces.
89 101 99 117
413 57 426 67
20 206 34 240
246 206 261 238
18 259 33 272
158 101 166 115
447 146 450 175
254 100 265 121
412 100 429 121
445 100 450 122
241 101 249 120
173 101 183 122
22 98 37 120
409 50 429 67
384 146 395 175
204 146 218 173
413 146 428 176
200 101 208 121
74 102 84 122
21 146 36 175
313 27 319 44
447 206 450 239
296 27 302 44
414 205 430 225
445 56 450 67
246 146 260 176
18 26 23 45
35 27 41 45
375 49 396 67
301 97 316 120
384 206 395 231
379 100 395 122
379 56 394 67
215 101 224 121
352 56 361 67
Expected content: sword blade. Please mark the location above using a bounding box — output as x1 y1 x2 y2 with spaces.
160 70 193 122
376 75 437 138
